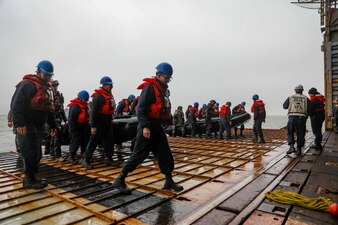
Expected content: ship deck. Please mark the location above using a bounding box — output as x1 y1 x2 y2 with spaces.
0 129 337 225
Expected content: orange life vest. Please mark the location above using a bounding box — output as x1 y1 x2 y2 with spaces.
251 100 265 113
220 105 231 116
235 104 244 113
190 106 199 118
310 95 325 112
91 87 115 115
122 99 130 112
67 98 90 123
17 74 54 112
137 77 171 120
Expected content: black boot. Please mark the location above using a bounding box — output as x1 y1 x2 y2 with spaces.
163 174 184 192
112 173 132 194
81 158 92 169
295 147 301 156
67 155 77 165
252 135 258 143
287 145 295 154
258 135 265 143
23 176 48 189
104 158 119 167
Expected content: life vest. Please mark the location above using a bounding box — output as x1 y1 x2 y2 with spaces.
189 106 199 118
122 99 130 112
91 87 115 115
220 105 231 117
17 74 54 112
137 77 171 120
199 107 206 117
310 94 325 112
251 100 265 114
67 98 90 123
234 104 245 114
288 93 308 117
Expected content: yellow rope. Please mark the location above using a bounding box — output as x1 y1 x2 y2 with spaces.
265 190 334 212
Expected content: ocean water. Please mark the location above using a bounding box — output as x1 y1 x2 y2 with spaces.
0 115 310 153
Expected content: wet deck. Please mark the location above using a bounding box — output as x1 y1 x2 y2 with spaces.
0 129 337 225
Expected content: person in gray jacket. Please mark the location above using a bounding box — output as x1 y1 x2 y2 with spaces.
283 85 310 155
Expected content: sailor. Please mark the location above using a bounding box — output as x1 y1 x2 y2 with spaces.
7 110 20 153
189 102 199 137
81 76 117 169
129 95 140 116
112 62 183 193
251 94 266 143
185 105 192 121
10 60 56 189
49 80 67 161
205 100 216 138
173 106 185 137
198 104 207 119
115 94 135 117
219 102 232 139
232 101 246 137
308 87 326 150
283 85 310 155
67 90 90 164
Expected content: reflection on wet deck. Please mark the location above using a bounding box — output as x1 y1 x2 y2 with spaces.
0 129 290 224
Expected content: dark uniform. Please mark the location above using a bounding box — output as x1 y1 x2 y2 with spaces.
173 106 185 137
219 103 232 139
82 81 116 169
205 101 216 138
185 105 192 121
67 96 90 163
251 96 266 143
11 68 56 189
48 85 67 159
112 62 183 193
308 88 325 150
232 103 245 137
283 85 309 155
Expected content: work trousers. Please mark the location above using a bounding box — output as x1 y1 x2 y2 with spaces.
69 123 90 156
190 120 197 137
234 125 244 135
253 118 264 137
17 123 44 177
219 116 231 137
287 116 307 148
84 123 114 160
121 126 174 176
205 117 212 137
310 114 325 147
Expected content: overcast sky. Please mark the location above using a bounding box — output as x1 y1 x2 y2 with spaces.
0 0 324 115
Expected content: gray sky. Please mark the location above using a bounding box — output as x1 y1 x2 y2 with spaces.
0 0 324 115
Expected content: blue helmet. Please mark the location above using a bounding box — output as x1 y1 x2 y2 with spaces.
193 102 199 107
156 62 173 78
36 60 54 76
202 103 207 108
216 102 219 107
78 90 89 102
100 76 113 85
241 101 246 106
128 94 135 100
252 94 259 100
